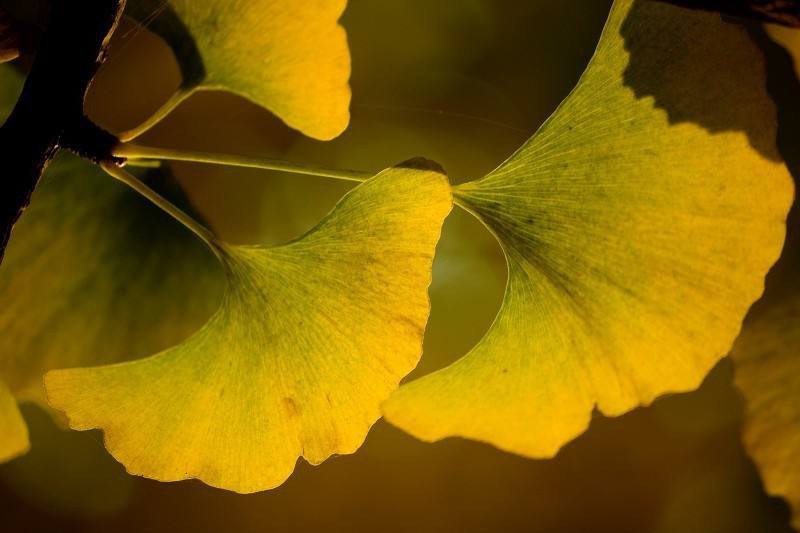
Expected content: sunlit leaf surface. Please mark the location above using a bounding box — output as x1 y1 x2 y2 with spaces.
383 0 793 458
127 0 351 140
46 162 452 493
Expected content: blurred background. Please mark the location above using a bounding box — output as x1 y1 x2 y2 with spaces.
0 1 796 531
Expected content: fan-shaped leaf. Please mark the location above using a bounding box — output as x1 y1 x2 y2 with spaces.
127 0 351 140
383 0 792 458
45 162 452 493
0 154 223 406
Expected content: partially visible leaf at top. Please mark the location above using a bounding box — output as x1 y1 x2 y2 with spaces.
383 0 793 458
126 0 351 140
46 162 452 493
0 64 224 460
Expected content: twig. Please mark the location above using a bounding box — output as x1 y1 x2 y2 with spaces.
0 0 127 263
654 0 800 27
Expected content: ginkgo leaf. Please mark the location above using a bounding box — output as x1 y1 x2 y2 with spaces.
0 65 214 443
45 161 452 493
383 0 793 458
0 154 223 407
0 64 222 463
125 0 351 140
732 292 800 530
0 380 27 462
0 7 21 63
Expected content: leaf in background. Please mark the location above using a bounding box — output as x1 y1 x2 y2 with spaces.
732 293 800 530
126 0 351 140
383 0 793 458
46 162 452 493
727 22 800 531
0 65 223 461
0 381 27 462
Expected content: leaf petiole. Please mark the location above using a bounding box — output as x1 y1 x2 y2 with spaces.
100 161 224 259
117 88 193 142
114 143 371 183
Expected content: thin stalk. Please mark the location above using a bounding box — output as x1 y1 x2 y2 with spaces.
101 161 224 259
117 88 193 142
124 159 162 168
114 143 371 183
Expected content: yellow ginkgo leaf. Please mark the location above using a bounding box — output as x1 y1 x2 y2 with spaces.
45 161 452 493
0 380 27 462
383 0 793 458
732 291 800 530
125 0 351 140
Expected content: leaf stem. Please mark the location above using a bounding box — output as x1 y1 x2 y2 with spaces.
117 88 193 142
114 143 371 183
101 161 224 259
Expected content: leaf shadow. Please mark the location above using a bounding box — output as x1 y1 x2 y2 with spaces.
620 0 782 161
746 24 800 305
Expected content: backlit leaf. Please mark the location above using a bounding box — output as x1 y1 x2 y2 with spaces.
383 0 793 458
45 162 452 493
732 291 800 530
0 155 223 406
127 0 351 140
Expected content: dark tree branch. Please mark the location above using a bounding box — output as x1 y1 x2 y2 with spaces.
654 0 800 26
0 0 126 264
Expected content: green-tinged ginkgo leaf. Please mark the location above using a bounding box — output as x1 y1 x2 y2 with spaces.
125 0 351 140
383 0 793 458
0 154 223 407
732 292 800 530
45 162 452 493
0 380 27 462
0 65 222 462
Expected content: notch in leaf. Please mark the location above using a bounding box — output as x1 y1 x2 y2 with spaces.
123 0 352 141
383 0 793 458
45 162 452 493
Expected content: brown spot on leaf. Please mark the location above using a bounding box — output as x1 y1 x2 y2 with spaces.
283 397 300 418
